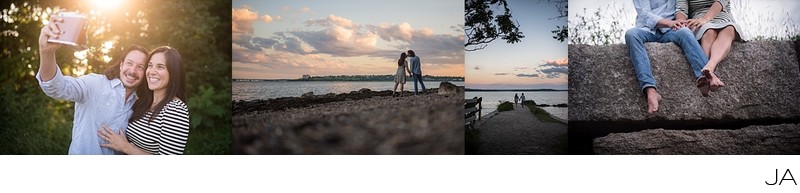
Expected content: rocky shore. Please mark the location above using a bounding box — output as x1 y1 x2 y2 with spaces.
569 41 800 154
233 82 464 154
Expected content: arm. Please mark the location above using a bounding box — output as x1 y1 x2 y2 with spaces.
688 0 724 28
156 101 190 155
405 62 412 76
99 125 152 155
675 0 689 21
633 0 681 30
38 15 63 82
36 14 91 103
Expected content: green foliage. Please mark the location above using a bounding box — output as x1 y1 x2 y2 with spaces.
0 0 231 154
569 4 628 45
523 102 564 124
464 0 525 51
497 101 514 112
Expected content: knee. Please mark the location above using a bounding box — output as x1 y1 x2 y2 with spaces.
624 28 643 42
676 27 694 37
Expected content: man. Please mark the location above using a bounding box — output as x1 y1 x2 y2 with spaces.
407 50 426 95
625 0 710 114
37 15 148 154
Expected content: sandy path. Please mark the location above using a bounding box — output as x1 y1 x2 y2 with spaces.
476 105 567 154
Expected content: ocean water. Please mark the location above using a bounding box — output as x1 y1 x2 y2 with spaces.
233 81 465 101
465 91 568 120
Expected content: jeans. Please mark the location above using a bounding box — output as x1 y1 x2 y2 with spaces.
412 73 426 94
624 27 708 93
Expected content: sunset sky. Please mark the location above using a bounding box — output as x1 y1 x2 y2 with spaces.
232 0 464 79
465 0 568 90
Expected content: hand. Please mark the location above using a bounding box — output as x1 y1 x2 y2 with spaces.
98 125 130 153
667 20 682 31
687 18 709 29
675 19 688 28
39 14 64 53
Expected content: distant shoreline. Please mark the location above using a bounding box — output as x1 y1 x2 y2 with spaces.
465 89 567 92
234 79 465 82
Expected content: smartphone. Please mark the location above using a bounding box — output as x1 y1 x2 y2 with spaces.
46 12 88 51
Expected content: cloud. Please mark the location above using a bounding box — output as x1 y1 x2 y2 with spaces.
494 73 509 75
514 67 528 71
369 23 414 42
261 15 273 23
536 58 569 79
289 26 380 56
298 7 311 13
474 65 481 70
305 15 356 29
232 14 463 77
281 6 289 11
542 58 568 67
232 7 259 38
539 66 568 78
232 6 275 41
516 73 540 78
275 16 283 21
232 43 347 70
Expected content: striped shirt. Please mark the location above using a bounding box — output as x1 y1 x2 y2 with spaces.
676 0 744 40
126 99 190 155
37 66 136 155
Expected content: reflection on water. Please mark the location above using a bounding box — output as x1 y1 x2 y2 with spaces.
233 81 465 101
465 91 568 120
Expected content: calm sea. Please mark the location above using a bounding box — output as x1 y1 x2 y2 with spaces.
465 91 568 120
233 81 465 101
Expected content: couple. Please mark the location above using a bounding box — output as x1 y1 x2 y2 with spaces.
37 15 189 155
392 50 426 96
627 0 742 114
514 93 526 107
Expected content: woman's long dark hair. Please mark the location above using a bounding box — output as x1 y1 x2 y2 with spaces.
103 45 149 80
129 46 187 123
397 52 407 66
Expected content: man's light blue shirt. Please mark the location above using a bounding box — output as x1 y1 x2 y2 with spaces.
408 56 422 74
633 0 676 34
37 66 136 155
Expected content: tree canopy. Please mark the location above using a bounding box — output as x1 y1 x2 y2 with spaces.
464 0 525 51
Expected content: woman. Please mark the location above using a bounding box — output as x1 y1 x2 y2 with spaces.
677 0 743 93
99 46 190 155
392 52 412 97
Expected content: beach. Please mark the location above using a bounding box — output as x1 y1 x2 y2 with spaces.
233 88 464 154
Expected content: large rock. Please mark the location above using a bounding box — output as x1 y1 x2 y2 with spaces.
569 41 800 122
437 81 461 95
593 124 800 154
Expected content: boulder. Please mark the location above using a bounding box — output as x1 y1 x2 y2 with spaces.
593 124 800 154
569 41 800 122
437 81 460 95
301 92 314 98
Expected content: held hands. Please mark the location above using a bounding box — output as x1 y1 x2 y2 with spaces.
686 18 710 30
39 14 64 53
98 125 130 153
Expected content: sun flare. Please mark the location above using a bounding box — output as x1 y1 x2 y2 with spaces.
89 0 123 11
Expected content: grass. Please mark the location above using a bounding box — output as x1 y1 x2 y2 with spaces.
523 100 566 125
497 101 514 112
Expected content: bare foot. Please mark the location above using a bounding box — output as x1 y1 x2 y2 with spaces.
702 69 725 92
696 76 710 97
645 88 661 114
